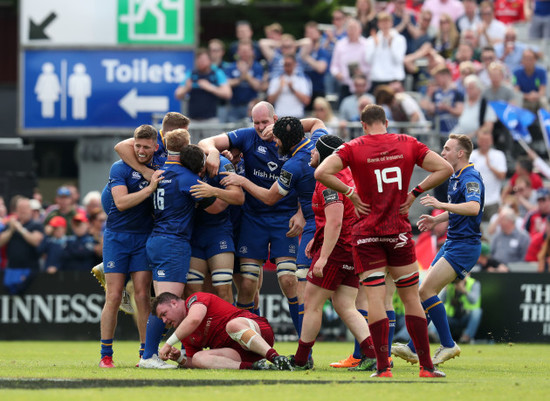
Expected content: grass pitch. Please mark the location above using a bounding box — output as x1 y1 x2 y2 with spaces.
1 341 549 401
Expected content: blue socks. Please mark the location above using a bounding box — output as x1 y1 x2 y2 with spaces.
287 296 301 337
100 338 113 358
142 314 167 359
139 342 145 358
353 309 369 359
387 310 396 356
422 295 454 348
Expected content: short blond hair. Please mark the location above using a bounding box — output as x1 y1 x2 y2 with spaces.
165 129 191 153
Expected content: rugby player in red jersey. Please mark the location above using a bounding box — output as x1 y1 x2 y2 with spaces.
315 104 453 378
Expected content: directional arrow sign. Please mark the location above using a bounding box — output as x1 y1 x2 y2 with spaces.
29 12 57 40
119 88 169 118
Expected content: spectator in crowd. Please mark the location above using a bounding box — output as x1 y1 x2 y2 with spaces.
490 208 530 264
38 216 67 274
209 39 231 123
512 48 548 113
374 84 425 123
440 277 482 344
356 0 378 37
448 41 480 83
524 187 550 237
452 75 497 141
0 196 44 294
456 0 481 33
423 0 465 28
478 46 498 87
534 216 550 271
511 177 538 217
311 97 339 134
364 12 407 93
63 213 97 271
330 18 371 105
320 8 349 58
227 20 262 62
494 0 527 24
43 186 78 235
454 60 476 96
174 48 232 123
87 207 105 263
526 0 550 39
338 93 374 140
475 241 510 272
420 65 464 145
338 74 370 123
487 198 528 240
267 54 311 118
495 27 540 73
262 33 307 79
474 1 507 48
29 198 44 223
502 156 544 197
434 13 460 60
469 129 507 221
300 21 330 109
264 22 283 42
82 190 102 219
388 0 417 52
404 42 446 93
226 41 265 123
483 61 516 103
407 8 437 53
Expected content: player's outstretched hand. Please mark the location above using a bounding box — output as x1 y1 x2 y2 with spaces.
417 214 435 232
259 124 275 142
419 193 442 209
220 171 246 187
206 151 221 178
349 192 370 216
399 192 416 215
190 180 216 198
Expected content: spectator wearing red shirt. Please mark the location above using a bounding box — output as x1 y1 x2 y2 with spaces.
494 0 527 24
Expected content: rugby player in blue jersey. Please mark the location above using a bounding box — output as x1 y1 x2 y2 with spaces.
198 101 305 336
99 125 165 368
393 134 485 367
139 141 228 369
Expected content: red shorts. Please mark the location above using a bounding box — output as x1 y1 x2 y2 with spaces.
306 252 359 291
352 232 416 274
232 317 275 363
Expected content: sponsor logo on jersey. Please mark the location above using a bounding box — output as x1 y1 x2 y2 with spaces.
160 179 172 184
267 161 278 172
466 182 480 194
138 180 149 190
157 270 165 277
279 170 293 187
342 264 354 270
322 189 339 204
257 145 267 154
223 163 236 173
289 244 296 254
239 246 248 254
219 240 228 250
132 171 141 180
107 261 115 269
253 169 279 181
394 233 408 249
187 295 197 309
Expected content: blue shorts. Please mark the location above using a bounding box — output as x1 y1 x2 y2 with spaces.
432 239 481 279
146 235 191 283
103 229 149 274
296 219 315 267
191 223 235 260
237 212 298 260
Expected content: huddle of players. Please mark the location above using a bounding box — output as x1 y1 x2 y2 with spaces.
99 102 483 377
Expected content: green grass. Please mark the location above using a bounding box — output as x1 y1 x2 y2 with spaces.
1 341 549 400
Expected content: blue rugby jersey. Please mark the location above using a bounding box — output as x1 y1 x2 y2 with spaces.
447 164 485 241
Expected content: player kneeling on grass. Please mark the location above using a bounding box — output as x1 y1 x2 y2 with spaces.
154 292 293 370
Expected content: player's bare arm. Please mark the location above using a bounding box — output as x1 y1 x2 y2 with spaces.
114 138 155 181
198 134 231 177
314 201 344 277
420 194 481 216
111 170 164 211
190 180 245 206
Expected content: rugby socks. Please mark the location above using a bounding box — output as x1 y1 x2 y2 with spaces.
265 348 279 363
406 314 434 370
298 303 304 331
100 338 113 358
239 361 253 370
353 309 369 359
287 296 302 337
139 342 145 358
294 339 315 366
252 307 261 316
387 310 396 357
359 336 376 359
423 295 455 348
236 301 255 311
142 314 166 360
368 318 390 371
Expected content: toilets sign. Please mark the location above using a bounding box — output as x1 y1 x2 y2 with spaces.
21 49 194 134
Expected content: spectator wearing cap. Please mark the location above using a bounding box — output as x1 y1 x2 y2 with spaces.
44 186 78 235
62 213 97 271
38 216 67 274
0 196 44 294
29 198 44 223
490 207 530 264
523 187 550 237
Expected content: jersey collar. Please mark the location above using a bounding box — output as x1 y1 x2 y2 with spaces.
455 163 474 178
291 138 311 157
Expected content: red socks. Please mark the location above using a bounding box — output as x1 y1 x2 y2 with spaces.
406 314 434 370
295 339 315 366
265 348 279 363
368 318 390 370
359 336 376 358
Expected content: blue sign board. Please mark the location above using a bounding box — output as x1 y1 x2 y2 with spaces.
22 49 194 133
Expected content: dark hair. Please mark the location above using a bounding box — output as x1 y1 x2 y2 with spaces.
133 124 157 141
180 145 205 174
360 104 387 126
316 134 344 164
162 112 189 133
273 116 304 155
151 292 181 317
374 85 395 106
517 156 533 173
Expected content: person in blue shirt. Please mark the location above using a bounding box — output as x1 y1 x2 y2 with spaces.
62 213 97 271
512 48 548 113
198 101 305 336
175 48 232 122
139 141 227 369
99 124 165 369
393 134 484 367
184 153 245 303
221 116 328 334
